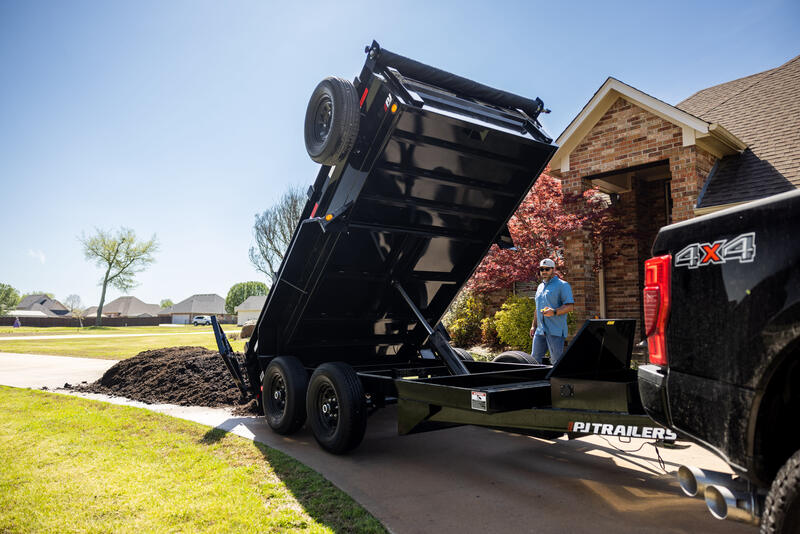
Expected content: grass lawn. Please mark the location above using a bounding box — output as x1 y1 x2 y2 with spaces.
0 332 245 359
0 387 386 533
0 325 236 337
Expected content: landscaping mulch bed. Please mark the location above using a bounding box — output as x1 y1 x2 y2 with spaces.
71 346 260 415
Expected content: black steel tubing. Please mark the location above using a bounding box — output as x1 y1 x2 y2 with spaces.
367 40 545 120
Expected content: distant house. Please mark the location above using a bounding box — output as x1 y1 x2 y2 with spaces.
15 294 69 317
82 306 102 318
98 296 162 318
235 295 267 325
161 294 226 324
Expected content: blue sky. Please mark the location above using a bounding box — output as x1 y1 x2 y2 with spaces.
1 0 798 308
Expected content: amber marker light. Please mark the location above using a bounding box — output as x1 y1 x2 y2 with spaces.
325 213 334 221
390 103 398 113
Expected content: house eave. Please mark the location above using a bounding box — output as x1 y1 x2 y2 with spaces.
548 78 746 176
693 201 749 216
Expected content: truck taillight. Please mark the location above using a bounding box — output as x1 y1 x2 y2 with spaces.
643 254 671 366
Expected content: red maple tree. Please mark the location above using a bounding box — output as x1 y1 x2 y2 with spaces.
467 170 618 294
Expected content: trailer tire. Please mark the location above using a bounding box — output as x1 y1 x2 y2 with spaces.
453 348 474 361
263 356 308 435
306 362 367 454
493 350 538 364
304 77 360 165
761 449 800 534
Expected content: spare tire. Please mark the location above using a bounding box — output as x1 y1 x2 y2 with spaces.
493 350 538 364
304 77 360 165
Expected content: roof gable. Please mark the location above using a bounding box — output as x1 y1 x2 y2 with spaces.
235 295 267 312
167 294 225 315
102 296 162 317
549 78 745 175
16 294 67 313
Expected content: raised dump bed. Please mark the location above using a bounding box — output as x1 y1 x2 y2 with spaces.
214 42 670 454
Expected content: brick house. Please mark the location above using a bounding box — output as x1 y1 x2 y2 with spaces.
542 55 799 337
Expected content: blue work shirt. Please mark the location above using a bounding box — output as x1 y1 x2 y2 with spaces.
534 276 574 338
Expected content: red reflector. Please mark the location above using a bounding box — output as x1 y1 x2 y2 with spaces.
310 202 319 218
359 87 368 107
643 288 660 337
643 254 672 366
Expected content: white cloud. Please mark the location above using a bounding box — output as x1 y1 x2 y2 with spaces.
28 249 46 264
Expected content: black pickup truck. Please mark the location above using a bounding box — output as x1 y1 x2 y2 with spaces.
638 189 800 532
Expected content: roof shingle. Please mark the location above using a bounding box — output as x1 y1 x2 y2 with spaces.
678 55 800 207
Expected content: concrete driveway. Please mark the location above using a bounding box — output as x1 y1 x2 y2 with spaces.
0 353 755 534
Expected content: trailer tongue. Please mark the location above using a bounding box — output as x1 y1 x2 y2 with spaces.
213 41 671 454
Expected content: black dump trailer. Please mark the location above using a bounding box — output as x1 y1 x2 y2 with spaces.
215 42 670 454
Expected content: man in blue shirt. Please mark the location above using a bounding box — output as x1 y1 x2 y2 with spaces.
530 258 574 365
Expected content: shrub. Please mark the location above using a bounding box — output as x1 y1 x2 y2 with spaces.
494 294 536 352
443 291 485 348
480 316 501 348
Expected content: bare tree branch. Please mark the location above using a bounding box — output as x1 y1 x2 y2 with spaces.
249 186 305 284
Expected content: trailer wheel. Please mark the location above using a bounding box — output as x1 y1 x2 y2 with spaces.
306 362 367 454
493 350 538 364
453 348 474 361
761 449 800 533
263 356 308 435
304 77 360 165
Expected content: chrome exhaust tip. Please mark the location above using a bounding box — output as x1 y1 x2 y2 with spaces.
676 465 745 498
704 484 760 525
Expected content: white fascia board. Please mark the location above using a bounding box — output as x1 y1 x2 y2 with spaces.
551 78 712 172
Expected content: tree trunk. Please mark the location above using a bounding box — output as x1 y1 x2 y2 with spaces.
95 271 111 327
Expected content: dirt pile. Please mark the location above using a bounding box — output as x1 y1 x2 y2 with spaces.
74 346 259 415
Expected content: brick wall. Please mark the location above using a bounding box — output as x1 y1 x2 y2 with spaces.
560 97 717 329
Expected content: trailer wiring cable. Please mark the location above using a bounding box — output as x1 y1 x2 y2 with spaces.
597 435 668 472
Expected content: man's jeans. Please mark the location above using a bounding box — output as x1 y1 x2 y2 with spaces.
532 333 566 365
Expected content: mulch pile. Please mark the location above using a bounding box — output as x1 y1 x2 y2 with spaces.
72 346 260 415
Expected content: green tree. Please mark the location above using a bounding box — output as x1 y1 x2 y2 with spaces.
79 227 159 326
249 186 305 283
160 299 173 308
494 294 537 352
0 284 20 316
225 281 268 315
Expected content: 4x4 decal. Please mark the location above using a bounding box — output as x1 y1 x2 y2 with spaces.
674 232 756 269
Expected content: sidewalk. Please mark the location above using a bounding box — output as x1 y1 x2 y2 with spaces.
0 331 215 341
0 352 118 388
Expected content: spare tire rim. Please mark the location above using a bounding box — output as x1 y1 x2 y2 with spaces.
313 96 333 143
267 374 286 415
316 383 339 434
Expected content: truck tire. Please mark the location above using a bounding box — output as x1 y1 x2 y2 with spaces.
263 356 308 435
304 77 360 165
493 350 538 364
306 362 367 454
453 348 474 361
761 449 800 534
